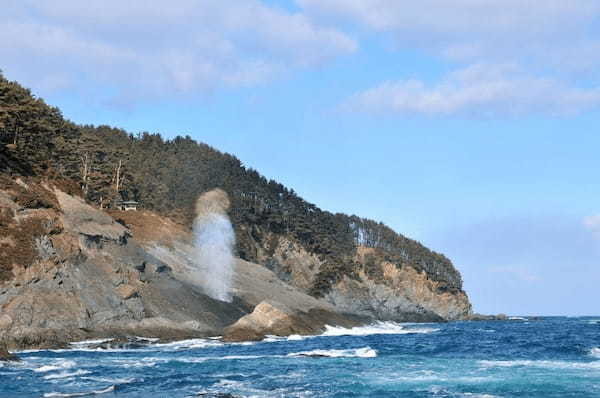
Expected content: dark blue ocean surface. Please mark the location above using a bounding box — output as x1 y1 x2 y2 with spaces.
2 317 600 397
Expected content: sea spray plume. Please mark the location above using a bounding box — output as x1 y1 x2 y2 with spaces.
193 189 235 302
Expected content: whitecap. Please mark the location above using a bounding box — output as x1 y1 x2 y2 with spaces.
479 359 600 370
508 316 528 321
44 369 91 380
43 385 115 397
69 339 114 347
591 347 600 358
322 321 439 337
34 360 76 373
153 338 223 350
82 376 136 384
113 359 157 368
288 347 377 358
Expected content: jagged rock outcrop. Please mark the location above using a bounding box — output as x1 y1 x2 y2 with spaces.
0 178 360 348
0 343 19 361
0 180 248 348
223 301 358 342
0 177 472 349
246 233 471 322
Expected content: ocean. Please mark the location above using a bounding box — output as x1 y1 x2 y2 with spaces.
2 317 599 397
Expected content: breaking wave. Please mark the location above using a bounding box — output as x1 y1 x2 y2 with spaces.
322 321 439 337
590 347 600 358
479 360 600 370
43 385 115 397
34 360 76 373
288 347 377 358
43 369 91 380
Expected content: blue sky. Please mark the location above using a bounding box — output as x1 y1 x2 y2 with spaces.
3 0 600 315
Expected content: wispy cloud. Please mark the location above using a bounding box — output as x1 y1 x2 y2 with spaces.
343 64 600 117
298 0 600 69
298 0 600 117
1 0 357 105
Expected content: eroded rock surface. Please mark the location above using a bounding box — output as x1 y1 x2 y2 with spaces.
0 178 472 349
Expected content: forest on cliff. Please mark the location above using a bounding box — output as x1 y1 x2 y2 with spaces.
0 72 462 296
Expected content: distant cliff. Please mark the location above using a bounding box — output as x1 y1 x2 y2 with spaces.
0 74 471 347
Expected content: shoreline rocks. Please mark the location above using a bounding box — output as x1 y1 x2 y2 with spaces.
222 300 362 342
0 343 20 362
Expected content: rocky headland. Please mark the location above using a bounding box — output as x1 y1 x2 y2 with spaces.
0 177 471 349
0 73 472 350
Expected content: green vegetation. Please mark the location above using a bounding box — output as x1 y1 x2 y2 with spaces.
0 72 463 294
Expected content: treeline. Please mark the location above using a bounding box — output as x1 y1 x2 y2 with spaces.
0 72 463 293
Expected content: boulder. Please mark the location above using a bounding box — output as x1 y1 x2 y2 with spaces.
222 300 359 342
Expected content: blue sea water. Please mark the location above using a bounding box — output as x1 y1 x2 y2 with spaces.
2 317 600 397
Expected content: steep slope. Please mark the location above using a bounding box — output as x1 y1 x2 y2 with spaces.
0 178 356 348
0 73 472 329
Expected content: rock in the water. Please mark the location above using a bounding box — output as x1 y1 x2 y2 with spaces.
85 336 153 350
467 313 509 321
0 344 19 362
222 300 358 342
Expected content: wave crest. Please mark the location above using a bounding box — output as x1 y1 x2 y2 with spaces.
43 385 115 397
322 321 439 337
288 347 377 358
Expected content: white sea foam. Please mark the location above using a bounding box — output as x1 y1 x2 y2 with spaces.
82 376 136 384
590 347 600 358
377 370 494 384
43 369 91 380
479 359 600 370
508 316 528 321
208 379 316 398
154 338 223 350
288 347 377 358
113 359 157 368
34 360 76 373
69 339 114 347
322 321 439 337
43 385 115 397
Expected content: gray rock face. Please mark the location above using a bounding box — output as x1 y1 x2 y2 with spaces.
0 343 19 361
0 181 471 348
247 234 471 322
222 300 359 342
0 188 245 348
0 184 352 348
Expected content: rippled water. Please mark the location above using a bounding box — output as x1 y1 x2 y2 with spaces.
2 317 600 397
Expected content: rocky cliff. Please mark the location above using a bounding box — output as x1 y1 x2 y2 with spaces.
0 177 361 348
0 176 471 348
247 230 471 322
0 74 473 348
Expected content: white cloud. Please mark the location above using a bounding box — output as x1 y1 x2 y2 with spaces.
0 0 357 104
299 0 600 116
344 64 600 117
297 0 600 66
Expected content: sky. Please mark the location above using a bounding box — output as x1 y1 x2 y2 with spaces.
2 0 600 316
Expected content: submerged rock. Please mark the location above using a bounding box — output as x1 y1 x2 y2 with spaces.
467 313 509 321
84 336 154 350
